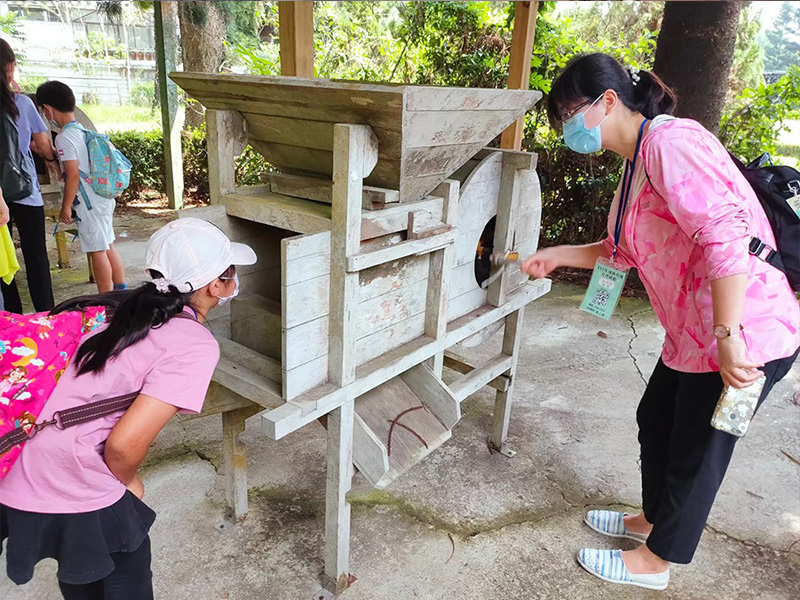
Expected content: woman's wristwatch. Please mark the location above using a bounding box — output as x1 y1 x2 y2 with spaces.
713 324 743 339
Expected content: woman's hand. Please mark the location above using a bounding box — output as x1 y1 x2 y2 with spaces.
126 473 145 499
521 247 562 279
717 335 764 389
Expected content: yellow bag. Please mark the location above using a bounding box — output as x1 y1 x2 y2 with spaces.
0 224 19 285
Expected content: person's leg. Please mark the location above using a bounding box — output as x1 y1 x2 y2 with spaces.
88 250 113 293
624 359 679 536
107 244 125 289
101 536 154 600
10 204 54 312
58 580 104 600
628 349 799 570
1 211 23 313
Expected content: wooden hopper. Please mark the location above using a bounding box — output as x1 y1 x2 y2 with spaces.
169 73 541 203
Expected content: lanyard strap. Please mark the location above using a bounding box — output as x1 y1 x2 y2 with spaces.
612 118 650 258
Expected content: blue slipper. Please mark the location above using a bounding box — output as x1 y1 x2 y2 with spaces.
577 548 669 591
584 510 649 543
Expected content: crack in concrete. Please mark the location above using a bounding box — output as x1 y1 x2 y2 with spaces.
703 523 800 558
627 309 650 388
176 419 220 474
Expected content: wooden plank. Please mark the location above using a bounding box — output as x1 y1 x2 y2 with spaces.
268 172 399 206
263 279 551 439
212 357 284 409
171 74 405 134
404 111 525 149
399 363 460 429
278 0 314 77
405 86 541 112
491 307 526 451
359 253 429 302
501 1 540 150
329 124 376 388
347 229 457 272
356 312 426 366
407 209 451 240
448 286 488 322
218 336 282 383
247 115 403 160
357 279 429 340
360 196 443 241
284 273 329 328
488 151 535 307
207 109 247 205
352 413 390 489
222 187 332 234
448 353 513 403
354 377 451 489
284 230 331 261
449 261 480 300
284 354 328 400
443 353 510 393
460 150 503 189
323 400 355 594
425 180 459 375
399 173 460 206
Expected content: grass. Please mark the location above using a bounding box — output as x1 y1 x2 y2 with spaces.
79 103 160 133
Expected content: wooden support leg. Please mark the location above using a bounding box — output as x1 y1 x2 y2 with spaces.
490 307 525 456
221 406 260 523
55 230 69 269
323 400 355 594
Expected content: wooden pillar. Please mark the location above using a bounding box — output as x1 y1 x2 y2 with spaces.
221 406 261 522
154 1 184 209
490 307 525 454
488 151 535 307
278 1 315 77
500 1 538 151
324 124 378 594
206 109 247 205
425 179 459 377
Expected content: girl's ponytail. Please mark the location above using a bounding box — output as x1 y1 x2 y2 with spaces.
632 69 677 120
52 271 193 375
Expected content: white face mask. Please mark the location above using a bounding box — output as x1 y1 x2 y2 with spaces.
215 273 239 306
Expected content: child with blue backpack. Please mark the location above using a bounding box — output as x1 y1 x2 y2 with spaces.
35 81 128 294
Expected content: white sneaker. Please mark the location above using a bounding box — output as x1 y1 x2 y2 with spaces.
584 509 649 543
577 548 670 591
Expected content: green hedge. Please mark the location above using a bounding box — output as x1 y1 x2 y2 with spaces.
108 126 270 204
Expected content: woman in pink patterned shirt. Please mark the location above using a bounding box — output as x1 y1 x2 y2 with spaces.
523 53 799 591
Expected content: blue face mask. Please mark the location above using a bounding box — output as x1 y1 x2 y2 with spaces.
562 95 609 154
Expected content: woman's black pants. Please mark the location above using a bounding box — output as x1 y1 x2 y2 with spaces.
638 349 798 563
1 203 54 313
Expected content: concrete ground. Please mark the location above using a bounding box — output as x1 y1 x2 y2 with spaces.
2 212 799 600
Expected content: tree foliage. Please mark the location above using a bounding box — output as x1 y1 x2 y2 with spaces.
763 1 800 72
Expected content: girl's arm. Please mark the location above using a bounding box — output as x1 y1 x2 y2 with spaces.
104 394 179 497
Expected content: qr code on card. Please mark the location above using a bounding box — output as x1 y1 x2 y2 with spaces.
592 288 611 307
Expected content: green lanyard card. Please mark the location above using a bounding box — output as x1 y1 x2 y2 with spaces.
580 257 629 320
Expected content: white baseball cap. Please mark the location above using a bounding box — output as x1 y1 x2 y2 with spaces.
145 218 257 293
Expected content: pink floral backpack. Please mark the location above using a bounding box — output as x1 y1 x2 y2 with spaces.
0 307 106 479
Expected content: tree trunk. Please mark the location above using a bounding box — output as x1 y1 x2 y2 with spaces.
178 1 227 128
653 1 741 134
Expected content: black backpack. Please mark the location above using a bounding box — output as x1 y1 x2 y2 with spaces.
0 110 33 202
730 152 800 292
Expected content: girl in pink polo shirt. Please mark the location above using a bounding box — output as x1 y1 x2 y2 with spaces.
0 218 256 599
